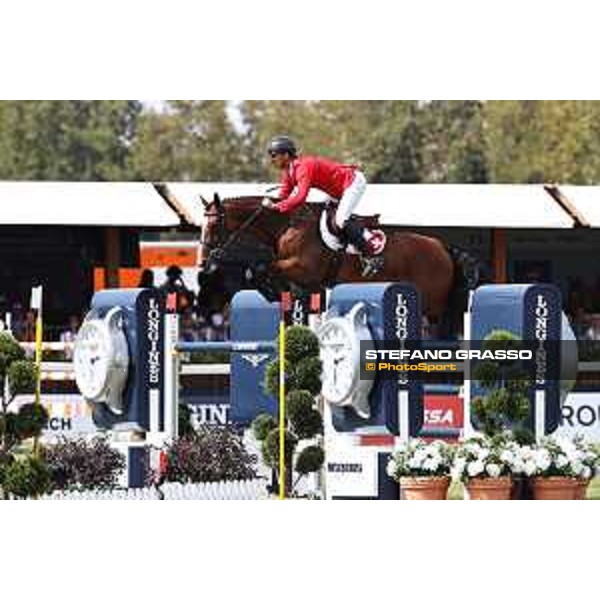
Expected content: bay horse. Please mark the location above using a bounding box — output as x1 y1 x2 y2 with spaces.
197 194 476 332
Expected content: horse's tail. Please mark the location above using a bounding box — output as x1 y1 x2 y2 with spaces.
444 245 480 337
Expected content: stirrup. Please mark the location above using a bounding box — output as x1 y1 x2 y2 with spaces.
360 254 384 277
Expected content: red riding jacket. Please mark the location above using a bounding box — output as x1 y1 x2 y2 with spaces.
275 155 357 213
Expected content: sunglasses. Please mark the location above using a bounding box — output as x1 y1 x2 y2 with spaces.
269 151 281 158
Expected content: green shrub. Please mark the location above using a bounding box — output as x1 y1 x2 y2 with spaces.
290 408 323 439
0 413 20 449
264 358 286 398
1 456 53 499
295 445 325 475
8 360 37 394
285 326 320 364
293 356 322 395
472 329 531 436
252 413 277 441
16 403 49 439
0 332 26 377
178 403 195 438
262 429 297 470
286 390 314 424
259 323 324 496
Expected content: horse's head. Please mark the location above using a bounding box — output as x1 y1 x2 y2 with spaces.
199 193 225 271
197 193 285 317
199 193 286 272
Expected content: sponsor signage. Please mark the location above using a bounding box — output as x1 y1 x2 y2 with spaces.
13 395 96 439
325 445 379 498
423 394 463 429
559 393 600 442
418 391 600 442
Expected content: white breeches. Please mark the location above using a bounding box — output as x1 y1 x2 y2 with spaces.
334 170 367 229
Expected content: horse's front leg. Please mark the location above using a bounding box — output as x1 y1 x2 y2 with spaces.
272 256 313 285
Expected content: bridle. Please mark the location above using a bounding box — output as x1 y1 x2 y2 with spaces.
201 195 282 269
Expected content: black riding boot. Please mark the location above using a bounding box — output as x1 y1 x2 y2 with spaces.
342 220 384 277
342 220 370 254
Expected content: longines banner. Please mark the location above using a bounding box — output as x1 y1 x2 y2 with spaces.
21 390 600 441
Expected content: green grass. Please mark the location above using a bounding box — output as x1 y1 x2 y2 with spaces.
587 477 600 500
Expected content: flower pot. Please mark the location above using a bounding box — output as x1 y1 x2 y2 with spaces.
532 477 579 500
574 478 590 500
510 475 534 500
399 476 450 500
465 476 512 500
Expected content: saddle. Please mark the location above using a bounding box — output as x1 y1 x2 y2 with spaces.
320 204 386 277
324 204 381 236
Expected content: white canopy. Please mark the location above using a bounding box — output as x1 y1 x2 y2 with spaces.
553 185 600 228
0 181 594 229
166 182 577 229
0 182 183 226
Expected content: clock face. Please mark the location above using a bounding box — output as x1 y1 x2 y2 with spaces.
73 320 112 400
319 319 358 405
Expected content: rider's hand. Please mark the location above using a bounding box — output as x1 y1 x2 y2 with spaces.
262 198 276 209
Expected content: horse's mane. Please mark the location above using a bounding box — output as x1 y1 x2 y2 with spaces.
222 195 324 214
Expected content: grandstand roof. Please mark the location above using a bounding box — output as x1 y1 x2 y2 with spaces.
1 181 597 230
166 182 581 229
0 182 185 227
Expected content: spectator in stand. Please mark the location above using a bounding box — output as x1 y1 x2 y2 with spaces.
21 310 36 343
180 311 200 342
137 269 155 289
159 265 194 314
205 311 227 342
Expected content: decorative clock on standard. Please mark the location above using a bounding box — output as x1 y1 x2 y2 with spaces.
317 302 374 419
73 306 130 414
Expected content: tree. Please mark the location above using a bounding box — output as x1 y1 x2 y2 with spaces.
239 100 338 180
483 100 600 184
415 100 489 183
0 101 141 180
363 101 424 182
131 101 247 181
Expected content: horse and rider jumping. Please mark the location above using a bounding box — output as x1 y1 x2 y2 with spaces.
262 135 386 276
197 135 476 332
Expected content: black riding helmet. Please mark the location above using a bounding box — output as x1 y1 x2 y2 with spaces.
267 135 297 158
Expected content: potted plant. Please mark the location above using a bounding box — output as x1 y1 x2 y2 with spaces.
519 436 593 500
387 439 455 500
469 329 537 498
453 433 520 500
572 437 599 500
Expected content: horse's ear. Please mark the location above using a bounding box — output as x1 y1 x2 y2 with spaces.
213 193 222 208
199 195 210 209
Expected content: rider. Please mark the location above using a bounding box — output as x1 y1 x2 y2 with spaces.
262 135 384 257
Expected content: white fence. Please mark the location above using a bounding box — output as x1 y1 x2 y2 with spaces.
40 479 269 500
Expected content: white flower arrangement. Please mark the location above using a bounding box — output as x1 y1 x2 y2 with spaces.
387 439 455 480
519 435 599 479
452 434 521 482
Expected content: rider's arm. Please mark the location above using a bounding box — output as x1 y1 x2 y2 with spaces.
278 170 294 200
275 161 312 213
